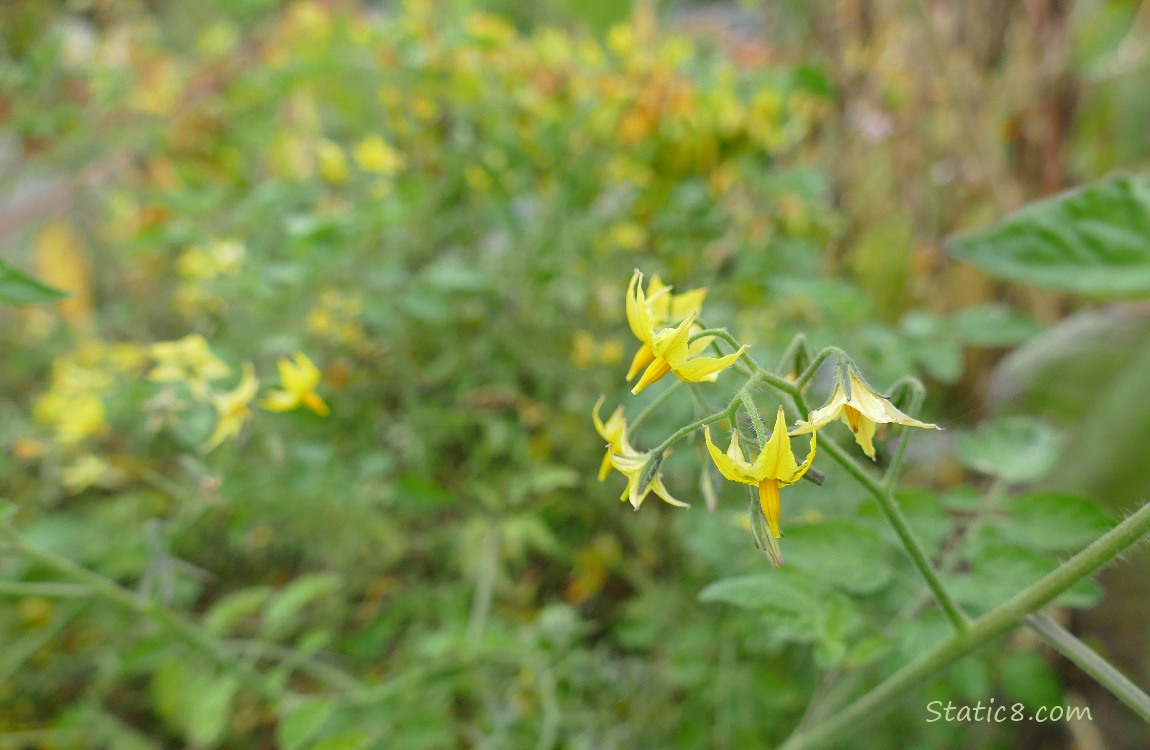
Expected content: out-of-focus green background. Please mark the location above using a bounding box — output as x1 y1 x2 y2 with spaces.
2 1 1150 748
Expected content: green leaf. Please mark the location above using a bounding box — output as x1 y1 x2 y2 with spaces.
0 258 68 305
783 522 892 595
957 416 1063 483
151 661 239 748
949 304 1044 347
308 731 373 750
262 573 342 640
278 698 337 750
204 586 274 636
997 492 1115 552
947 174 1150 297
949 545 1101 612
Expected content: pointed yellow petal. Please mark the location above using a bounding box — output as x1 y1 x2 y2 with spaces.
625 343 655 382
704 426 757 485
672 346 747 383
631 357 671 394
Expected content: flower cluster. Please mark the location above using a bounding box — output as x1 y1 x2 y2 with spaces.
596 270 940 560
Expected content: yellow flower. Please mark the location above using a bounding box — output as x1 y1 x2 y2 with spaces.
609 450 689 511
592 395 632 480
704 407 817 538
593 396 686 510
203 363 258 452
626 270 741 393
147 335 231 401
260 352 329 416
791 365 939 460
316 139 350 184
631 311 748 394
353 135 404 175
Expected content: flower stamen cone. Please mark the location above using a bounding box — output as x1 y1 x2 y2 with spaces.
704 406 816 538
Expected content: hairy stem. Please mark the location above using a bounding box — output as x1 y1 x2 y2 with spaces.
779 502 1150 750
1025 612 1150 723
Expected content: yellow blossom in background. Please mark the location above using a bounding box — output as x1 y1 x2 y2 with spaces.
203 363 259 452
147 335 231 401
353 135 404 175
791 364 939 460
570 330 623 369
62 455 110 494
704 407 817 539
177 240 244 281
260 353 329 416
34 391 107 446
316 139 350 183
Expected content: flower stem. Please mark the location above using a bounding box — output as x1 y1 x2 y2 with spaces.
628 379 683 432
1025 612 1150 723
779 501 1150 750
816 434 969 632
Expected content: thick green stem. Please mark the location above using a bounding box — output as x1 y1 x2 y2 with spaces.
1025 613 1150 723
779 502 1150 750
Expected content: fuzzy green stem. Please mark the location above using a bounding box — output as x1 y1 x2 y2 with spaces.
881 378 927 491
816 434 969 632
779 501 1150 750
793 347 847 389
1025 613 1150 723
628 380 683 432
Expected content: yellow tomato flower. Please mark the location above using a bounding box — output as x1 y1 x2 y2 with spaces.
353 135 404 175
626 270 740 392
791 365 939 460
203 363 258 452
593 396 686 510
608 450 689 510
260 352 329 416
632 309 747 394
704 407 817 538
592 395 633 480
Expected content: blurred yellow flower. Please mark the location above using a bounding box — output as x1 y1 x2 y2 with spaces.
260 352 329 416
148 335 231 401
316 139 350 184
791 364 939 460
353 135 404 175
204 363 259 452
704 407 817 538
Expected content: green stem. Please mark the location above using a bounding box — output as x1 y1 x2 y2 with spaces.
652 402 739 456
628 380 683 432
779 501 1150 750
881 378 928 491
739 393 768 445
0 581 92 598
793 347 846 389
816 434 969 632
1 524 280 700
1025 613 1150 723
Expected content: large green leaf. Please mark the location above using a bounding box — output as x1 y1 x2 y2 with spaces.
0 257 67 305
947 174 1150 297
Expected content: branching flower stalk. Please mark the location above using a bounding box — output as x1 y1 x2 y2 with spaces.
597 269 1150 746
